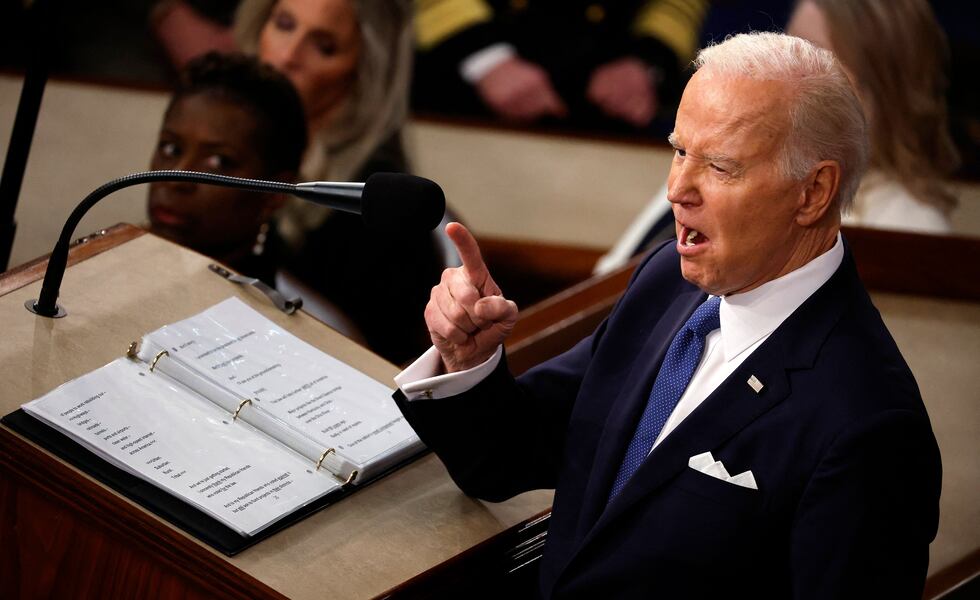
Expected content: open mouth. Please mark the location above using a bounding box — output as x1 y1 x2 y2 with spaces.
679 225 709 247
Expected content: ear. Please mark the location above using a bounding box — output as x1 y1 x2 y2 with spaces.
796 160 840 226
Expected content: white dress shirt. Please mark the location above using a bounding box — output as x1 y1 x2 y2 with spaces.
396 235 844 451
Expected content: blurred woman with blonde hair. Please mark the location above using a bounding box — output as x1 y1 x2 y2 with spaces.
236 0 442 365
788 0 960 233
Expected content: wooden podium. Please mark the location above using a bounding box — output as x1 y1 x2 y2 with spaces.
0 225 553 599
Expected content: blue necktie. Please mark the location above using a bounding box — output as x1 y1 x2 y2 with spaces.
608 295 721 501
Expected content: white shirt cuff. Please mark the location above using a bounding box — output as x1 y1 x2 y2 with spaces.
460 43 517 84
394 345 503 400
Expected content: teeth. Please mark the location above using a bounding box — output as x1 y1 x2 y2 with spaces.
685 229 699 246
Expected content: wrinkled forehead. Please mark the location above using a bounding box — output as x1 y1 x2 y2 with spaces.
675 69 792 157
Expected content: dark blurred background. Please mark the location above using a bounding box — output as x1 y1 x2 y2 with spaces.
0 0 977 177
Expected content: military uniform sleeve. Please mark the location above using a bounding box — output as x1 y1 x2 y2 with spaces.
416 0 505 60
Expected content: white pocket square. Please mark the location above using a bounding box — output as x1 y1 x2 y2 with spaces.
688 452 758 490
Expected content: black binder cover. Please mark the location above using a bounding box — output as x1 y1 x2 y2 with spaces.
2 408 423 555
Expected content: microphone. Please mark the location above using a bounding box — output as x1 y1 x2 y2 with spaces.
294 172 446 233
25 170 446 318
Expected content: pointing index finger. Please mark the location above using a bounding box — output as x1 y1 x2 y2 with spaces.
446 222 492 291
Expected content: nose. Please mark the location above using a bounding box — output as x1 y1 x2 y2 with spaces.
153 176 195 198
172 153 196 172
666 160 700 207
265 35 304 72
156 153 199 193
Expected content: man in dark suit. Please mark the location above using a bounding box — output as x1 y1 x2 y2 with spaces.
394 32 941 598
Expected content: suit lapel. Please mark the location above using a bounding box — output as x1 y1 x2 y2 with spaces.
554 250 857 585
596 336 792 528
572 289 704 539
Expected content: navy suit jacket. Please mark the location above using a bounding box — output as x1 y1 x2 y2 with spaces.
395 241 941 599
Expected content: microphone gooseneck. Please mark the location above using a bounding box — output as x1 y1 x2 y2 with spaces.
291 181 363 212
27 170 446 318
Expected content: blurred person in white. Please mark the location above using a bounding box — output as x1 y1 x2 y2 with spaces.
787 0 960 233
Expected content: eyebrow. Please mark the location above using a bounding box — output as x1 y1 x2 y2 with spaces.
667 132 744 173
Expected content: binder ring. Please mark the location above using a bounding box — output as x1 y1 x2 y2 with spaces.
232 398 252 421
344 470 358 485
315 448 335 471
149 350 169 372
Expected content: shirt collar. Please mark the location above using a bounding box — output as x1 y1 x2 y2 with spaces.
716 233 844 363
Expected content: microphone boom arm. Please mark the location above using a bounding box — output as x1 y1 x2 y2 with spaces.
26 170 363 318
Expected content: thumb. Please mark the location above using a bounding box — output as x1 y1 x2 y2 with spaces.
474 296 518 326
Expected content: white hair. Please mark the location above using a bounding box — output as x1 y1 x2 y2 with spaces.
695 32 869 212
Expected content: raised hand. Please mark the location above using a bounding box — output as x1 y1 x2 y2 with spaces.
425 223 518 373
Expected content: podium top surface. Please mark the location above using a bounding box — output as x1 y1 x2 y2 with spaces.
0 225 553 599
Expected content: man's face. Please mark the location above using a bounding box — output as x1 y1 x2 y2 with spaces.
668 69 809 296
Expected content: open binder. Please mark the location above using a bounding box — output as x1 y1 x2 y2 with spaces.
2 297 425 555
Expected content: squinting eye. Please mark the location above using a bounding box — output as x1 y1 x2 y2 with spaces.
710 163 727 174
674 148 686 158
